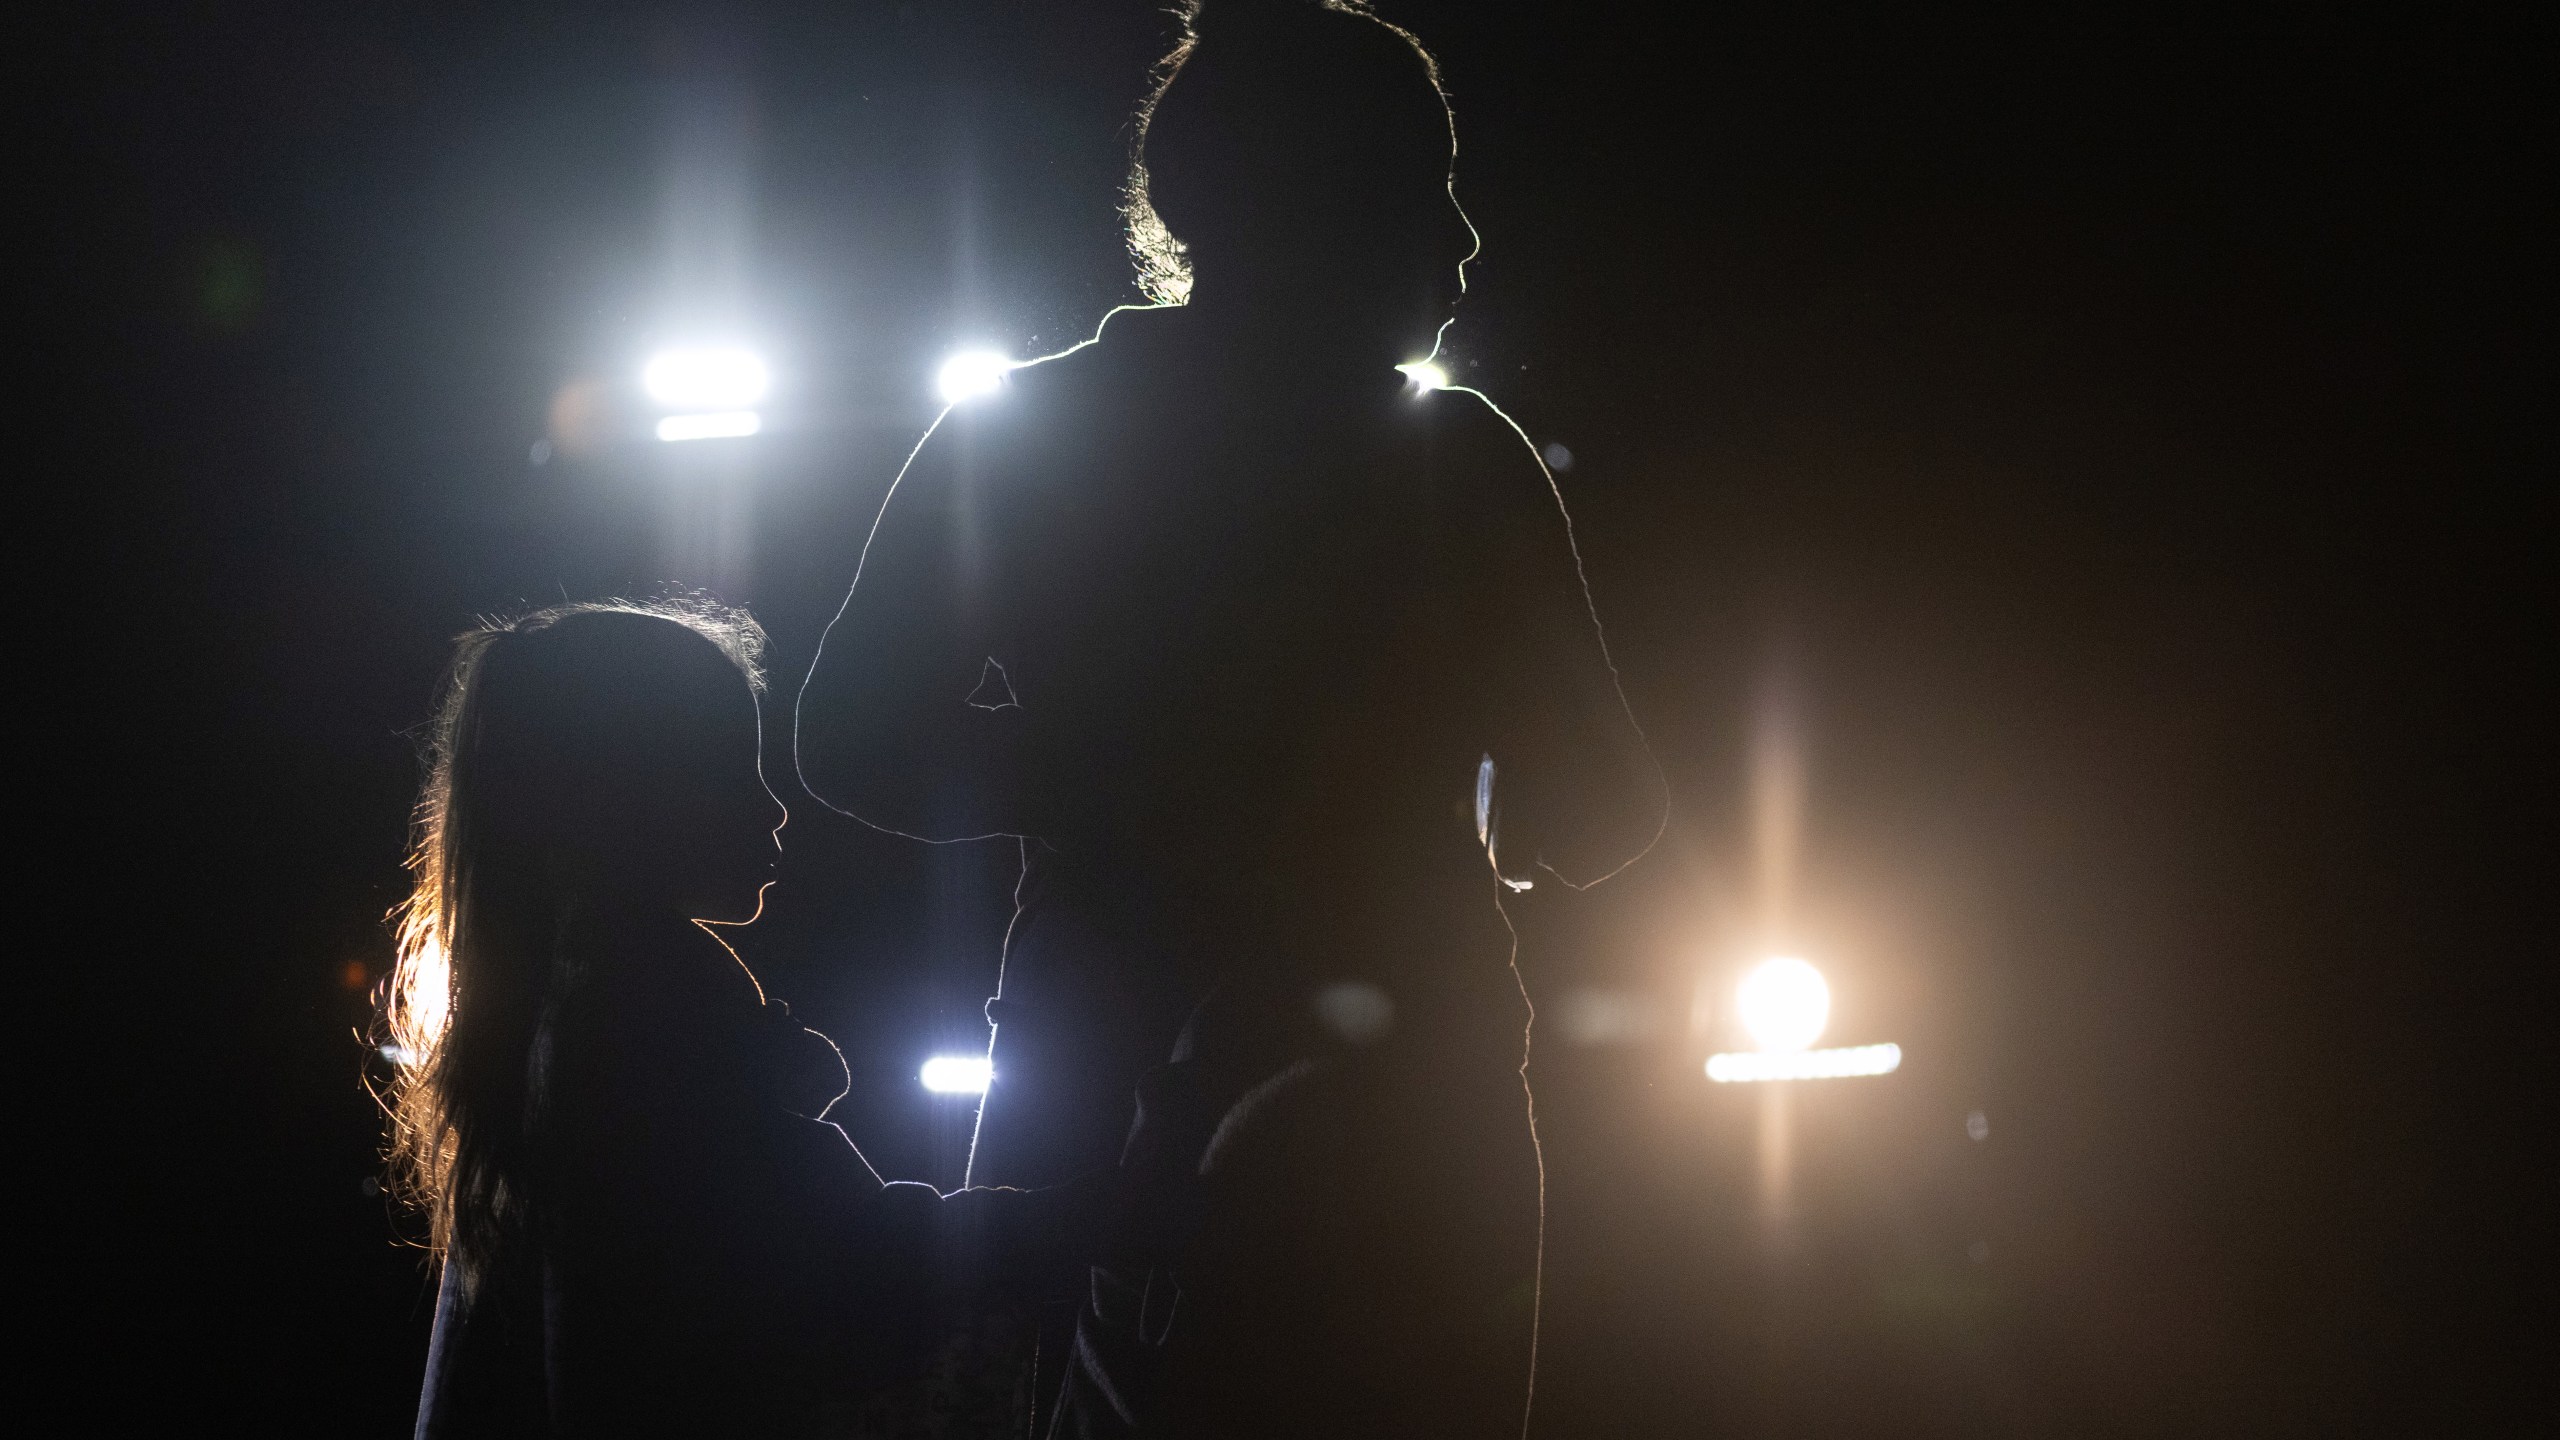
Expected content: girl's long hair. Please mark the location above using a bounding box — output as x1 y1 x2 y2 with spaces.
376 597 765 1298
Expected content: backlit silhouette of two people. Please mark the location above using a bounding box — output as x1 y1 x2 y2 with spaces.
399 3 1658 1436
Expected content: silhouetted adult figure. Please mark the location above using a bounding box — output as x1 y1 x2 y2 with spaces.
798 2 1661 1434
389 602 1122 1439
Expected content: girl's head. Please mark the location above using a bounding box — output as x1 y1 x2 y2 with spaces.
1127 0 1473 339
381 598 781 1288
428 602 782 921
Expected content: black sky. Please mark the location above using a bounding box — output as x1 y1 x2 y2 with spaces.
50 2 2550 1434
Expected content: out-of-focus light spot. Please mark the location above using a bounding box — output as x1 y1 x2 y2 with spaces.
1738 956 1830 1053
194 236 263 330
937 350 1013 404
1966 1109 1990 1141
340 960 370 992
1315 981 1394 1044
1541 441 1574 472
644 347 770 409
921 1055 992 1094
547 379 610 459
378 1044 420 1068
1705 1042 1901 1082
529 439 553 466
656 411 762 443
1395 359 1450 392
1556 988 1657 1046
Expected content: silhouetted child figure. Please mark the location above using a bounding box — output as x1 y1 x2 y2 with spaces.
388 602 1125 1438
799 2 1662 1435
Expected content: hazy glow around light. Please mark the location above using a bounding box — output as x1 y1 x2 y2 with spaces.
1396 359 1450 392
1738 955 1831 1053
937 350 1013 404
920 1055 993 1094
656 411 762 442
644 347 770 409
1707 1042 1902 1082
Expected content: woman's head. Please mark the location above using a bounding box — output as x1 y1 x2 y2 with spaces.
381 597 778 1288
1127 1 1473 342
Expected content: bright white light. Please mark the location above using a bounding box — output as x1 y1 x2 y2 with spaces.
1706 1042 1902 1082
656 411 762 442
920 1055 992 1094
644 347 770 409
1737 955 1831 1053
1395 359 1450 392
937 350 1013 404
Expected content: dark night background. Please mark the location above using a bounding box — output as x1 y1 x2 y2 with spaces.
48 2 2549 1434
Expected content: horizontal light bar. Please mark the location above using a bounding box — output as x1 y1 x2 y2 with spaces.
920 1055 992 1094
1706 1042 1902 1083
656 410 762 442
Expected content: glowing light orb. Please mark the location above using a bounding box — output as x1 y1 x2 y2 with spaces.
920 1055 993 1094
644 347 770 409
937 350 1013 404
1395 359 1450 392
655 411 762 442
1737 955 1831 1053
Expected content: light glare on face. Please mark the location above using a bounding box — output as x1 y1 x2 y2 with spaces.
1737 956 1831 1053
920 1055 992 1094
644 347 770 409
937 350 1012 404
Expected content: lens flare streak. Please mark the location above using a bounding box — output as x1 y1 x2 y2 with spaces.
656 411 763 442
